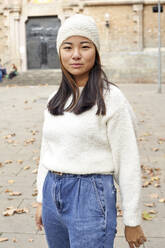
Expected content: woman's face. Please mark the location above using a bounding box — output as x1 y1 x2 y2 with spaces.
60 36 96 84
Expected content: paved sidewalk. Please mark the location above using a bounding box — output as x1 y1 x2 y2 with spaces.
0 84 165 248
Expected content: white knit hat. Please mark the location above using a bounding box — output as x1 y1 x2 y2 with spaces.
56 14 100 54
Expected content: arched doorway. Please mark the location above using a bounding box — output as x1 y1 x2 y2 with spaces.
26 16 61 69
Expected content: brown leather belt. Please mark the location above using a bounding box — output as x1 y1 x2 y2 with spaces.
50 170 67 176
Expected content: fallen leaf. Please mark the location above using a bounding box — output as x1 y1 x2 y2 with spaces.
142 175 148 179
24 138 36 145
17 160 23 164
152 147 159 152
7 140 15 144
28 239 34 242
150 176 160 182
4 160 13 164
9 192 22 196
159 198 165 203
142 132 152 136
3 207 29 216
24 166 30 170
8 180 15 184
15 208 29 214
0 237 8 242
144 203 155 207
4 189 12 193
30 130 38 135
148 209 157 214
154 183 160 188
142 181 152 187
32 169 38 174
32 192 37 197
142 211 154 220
3 207 16 216
158 137 165 142
3 133 16 139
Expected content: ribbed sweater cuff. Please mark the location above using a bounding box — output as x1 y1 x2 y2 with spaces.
123 210 142 226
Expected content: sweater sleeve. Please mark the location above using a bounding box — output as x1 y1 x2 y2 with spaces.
36 122 49 203
36 91 56 203
106 100 142 226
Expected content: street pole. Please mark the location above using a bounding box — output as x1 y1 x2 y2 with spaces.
157 0 162 93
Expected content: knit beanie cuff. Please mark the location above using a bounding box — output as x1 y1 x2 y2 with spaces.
56 14 100 54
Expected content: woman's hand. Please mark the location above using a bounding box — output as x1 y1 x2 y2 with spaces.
125 225 147 247
35 202 43 231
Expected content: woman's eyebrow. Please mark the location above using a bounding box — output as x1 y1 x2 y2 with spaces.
62 42 72 45
62 41 91 45
80 41 91 44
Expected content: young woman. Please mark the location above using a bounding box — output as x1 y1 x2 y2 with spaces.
35 14 147 248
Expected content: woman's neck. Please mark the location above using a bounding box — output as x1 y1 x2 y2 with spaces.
74 74 88 87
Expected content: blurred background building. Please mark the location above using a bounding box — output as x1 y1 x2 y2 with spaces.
0 0 164 83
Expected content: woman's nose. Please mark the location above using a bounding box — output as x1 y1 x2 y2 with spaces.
72 49 81 60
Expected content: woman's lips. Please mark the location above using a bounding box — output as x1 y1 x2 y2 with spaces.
70 64 83 68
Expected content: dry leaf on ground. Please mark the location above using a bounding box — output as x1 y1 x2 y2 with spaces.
4 160 13 164
148 209 157 214
3 207 16 216
8 180 15 184
159 198 165 203
142 181 152 187
9 192 22 196
142 132 152 136
3 207 29 216
17 160 23 164
150 176 160 182
0 237 8 242
12 238 17 243
4 189 12 193
24 166 30 170
28 239 34 242
158 137 165 143
24 138 36 145
144 203 155 207
154 183 160 188
32 169 38 174
152 147 159 152
142 211 154 221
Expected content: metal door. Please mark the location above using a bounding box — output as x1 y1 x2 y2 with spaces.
26 16 61 69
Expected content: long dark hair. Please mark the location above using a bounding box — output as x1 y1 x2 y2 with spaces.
47 50 118 116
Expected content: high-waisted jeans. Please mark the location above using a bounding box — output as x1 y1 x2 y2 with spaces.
42 171 117 248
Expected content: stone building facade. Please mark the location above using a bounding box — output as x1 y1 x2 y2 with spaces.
0 0 165 83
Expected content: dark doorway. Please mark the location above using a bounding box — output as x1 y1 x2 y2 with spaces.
26 16 61 69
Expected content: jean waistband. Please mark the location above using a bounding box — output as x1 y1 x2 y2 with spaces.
49 170 114 178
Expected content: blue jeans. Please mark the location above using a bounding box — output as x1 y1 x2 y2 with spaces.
42 171 117 248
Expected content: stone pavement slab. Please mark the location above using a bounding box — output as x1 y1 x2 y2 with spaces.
0 84 165 247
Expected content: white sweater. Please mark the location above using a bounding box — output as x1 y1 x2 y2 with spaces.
37 84 142 226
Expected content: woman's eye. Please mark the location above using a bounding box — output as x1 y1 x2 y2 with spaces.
82 46 90 49
63 47 72 50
